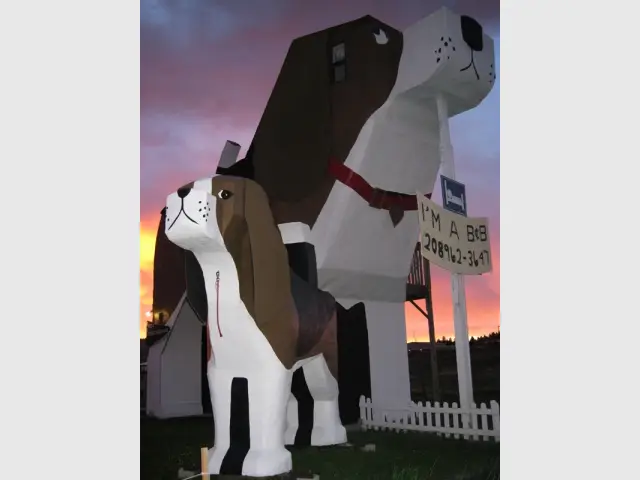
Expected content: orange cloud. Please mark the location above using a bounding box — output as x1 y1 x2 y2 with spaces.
405 295 500 342
140 222 157 272
139 219 157 338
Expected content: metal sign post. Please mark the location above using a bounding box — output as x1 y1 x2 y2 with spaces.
435 94 475 425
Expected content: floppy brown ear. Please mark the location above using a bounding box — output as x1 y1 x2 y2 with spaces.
236 179 297 369
222 214 253 308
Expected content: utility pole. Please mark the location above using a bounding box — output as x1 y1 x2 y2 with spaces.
435 94 475 424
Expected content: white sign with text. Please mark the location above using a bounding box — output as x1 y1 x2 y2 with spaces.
416 193 492 275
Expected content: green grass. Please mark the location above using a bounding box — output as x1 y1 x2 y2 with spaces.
141 416 499 480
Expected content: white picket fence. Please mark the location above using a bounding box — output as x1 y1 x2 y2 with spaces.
359 396 500 442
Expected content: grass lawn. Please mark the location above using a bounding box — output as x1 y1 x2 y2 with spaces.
141 416 499 480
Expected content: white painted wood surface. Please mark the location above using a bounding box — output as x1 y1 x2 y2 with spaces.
359 396 500 442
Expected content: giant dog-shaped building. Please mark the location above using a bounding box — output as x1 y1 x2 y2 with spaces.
146 7 495 428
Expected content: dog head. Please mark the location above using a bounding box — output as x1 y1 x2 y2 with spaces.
391 7 495 113
165 176 254 253
164 175 297 368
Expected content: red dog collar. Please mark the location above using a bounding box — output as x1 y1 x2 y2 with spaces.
327 158 431 226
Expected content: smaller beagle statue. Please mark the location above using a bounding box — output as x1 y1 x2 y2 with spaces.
165 176 346 477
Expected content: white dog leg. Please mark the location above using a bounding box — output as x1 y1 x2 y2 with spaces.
285 356 346 446
304 355 347 445
207 366 293 476
240 368 293 477
205 367 232 475
364 300 412 413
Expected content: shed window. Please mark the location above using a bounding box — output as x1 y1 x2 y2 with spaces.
331 42 346 83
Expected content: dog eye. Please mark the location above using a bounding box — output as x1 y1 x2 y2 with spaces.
217 190 233 200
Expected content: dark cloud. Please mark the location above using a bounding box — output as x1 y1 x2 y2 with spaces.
140 0 500 218
141 0 499 114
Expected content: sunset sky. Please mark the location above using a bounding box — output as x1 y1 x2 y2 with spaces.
140 0 500 341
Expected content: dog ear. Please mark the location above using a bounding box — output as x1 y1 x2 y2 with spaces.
222 213 253 308
215 145 255 179
238 178 297 368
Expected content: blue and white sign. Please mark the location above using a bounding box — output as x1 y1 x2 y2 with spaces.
441 175 467 217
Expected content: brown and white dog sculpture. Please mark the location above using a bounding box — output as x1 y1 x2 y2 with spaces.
165 176 346 477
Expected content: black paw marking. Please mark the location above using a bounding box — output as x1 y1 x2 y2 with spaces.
434 36 455 64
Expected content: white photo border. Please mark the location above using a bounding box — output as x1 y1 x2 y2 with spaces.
0 1 140 479
502 0 640 478
2 0 638 478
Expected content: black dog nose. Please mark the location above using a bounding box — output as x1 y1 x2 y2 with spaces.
461 15 483 52
177 187 191 199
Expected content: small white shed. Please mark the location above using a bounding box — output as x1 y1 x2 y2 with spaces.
145 293 206 418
